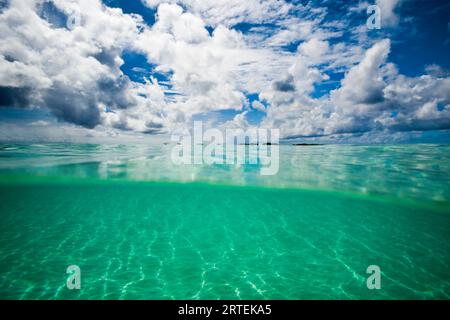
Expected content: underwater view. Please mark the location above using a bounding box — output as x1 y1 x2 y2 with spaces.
0 143 449 299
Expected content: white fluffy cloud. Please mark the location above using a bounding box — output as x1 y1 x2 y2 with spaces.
261 39 450 138
331 39 391 107
297 38 329 64
376 0 403 27
0 0 145 128
0 0 449 142
142 0 293 27
133 2 298 129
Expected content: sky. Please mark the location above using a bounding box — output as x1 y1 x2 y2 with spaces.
0 0 449 143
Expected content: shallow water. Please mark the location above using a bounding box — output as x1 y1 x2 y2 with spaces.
0 143 449 299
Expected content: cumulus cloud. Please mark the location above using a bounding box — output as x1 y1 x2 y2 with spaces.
297 38 329 64
142 0 293 27
251 100 266 112
0 0 448 143
331 39 391 106
261 39 450 138
376 0 403 27
133 2 295 125
0 0 144 128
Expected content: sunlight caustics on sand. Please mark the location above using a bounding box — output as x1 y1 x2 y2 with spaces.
0 144 449 299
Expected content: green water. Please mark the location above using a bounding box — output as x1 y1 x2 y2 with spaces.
0 144 449 299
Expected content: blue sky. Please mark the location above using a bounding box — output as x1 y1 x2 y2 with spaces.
0 0 449 143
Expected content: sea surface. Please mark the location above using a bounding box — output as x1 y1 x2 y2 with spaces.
0 143 449 299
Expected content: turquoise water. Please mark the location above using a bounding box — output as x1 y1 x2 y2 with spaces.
0 143 449 299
